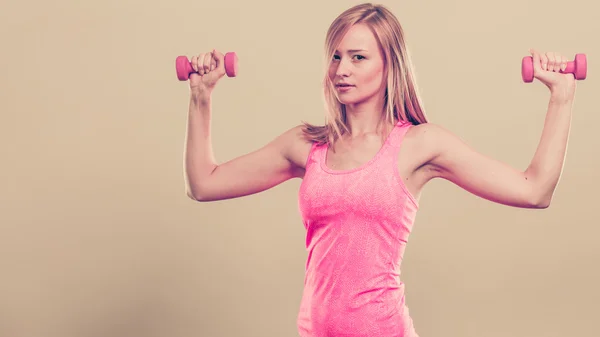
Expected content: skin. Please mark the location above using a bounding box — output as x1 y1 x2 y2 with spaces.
185 24 576 209
328 23 388 136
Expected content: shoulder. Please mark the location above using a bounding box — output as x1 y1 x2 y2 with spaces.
271 124 312 147
402 122 461 169
407 122 458 149
407 122 487 176
405 121 449 151
406 122 449 139
281 124 317 170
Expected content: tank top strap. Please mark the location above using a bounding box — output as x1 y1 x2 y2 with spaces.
305 140 324 170
387 120 413 149
373 119 412 161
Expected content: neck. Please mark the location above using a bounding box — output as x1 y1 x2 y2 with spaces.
343 94 390 137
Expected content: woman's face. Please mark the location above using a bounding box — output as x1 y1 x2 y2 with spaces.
328 23 386 106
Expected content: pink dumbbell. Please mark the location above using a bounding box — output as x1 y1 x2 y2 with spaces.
522 53 587 83
175 52 238 81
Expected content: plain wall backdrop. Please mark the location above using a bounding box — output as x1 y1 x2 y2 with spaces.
1 0 598 336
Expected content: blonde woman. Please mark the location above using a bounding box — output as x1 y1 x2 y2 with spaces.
183 3 577 336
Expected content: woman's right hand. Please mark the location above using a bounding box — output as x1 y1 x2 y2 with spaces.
189 49 226 95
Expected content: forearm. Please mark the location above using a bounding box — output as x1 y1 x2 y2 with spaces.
184 92 218 199
526 92 574 205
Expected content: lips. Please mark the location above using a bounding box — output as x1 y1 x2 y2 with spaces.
336 84 354 87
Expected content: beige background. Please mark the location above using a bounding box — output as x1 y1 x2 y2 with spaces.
1 0 598 336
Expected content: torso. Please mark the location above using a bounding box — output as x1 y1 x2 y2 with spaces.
286 123 436 203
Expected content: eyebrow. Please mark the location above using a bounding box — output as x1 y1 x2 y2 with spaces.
334 49 367 53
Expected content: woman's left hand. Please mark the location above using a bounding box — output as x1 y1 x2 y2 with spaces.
529 49 577 101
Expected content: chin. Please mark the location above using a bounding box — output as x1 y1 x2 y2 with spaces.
337 96 363 105
335 93 357 103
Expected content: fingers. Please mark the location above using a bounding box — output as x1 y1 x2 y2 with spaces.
547 52 569 72
191 55 199 74
190 49 224 75
560 54 568 71
530 49 569 72
191 53 205 75
212 49 225 72
540 52 548 71
203 52 212 74
546 52 556 71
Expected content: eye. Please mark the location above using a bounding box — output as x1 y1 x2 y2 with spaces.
332 55 365 61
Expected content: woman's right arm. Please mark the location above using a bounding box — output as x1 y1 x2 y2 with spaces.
184 92 304 202
183 49 307 202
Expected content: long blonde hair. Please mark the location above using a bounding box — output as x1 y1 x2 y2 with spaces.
301 3 428 146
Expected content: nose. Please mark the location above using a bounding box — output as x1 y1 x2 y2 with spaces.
334 58 351 78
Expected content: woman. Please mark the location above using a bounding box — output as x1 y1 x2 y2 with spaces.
183 3 577 336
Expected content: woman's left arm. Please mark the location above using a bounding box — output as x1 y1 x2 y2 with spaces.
424 50 577 209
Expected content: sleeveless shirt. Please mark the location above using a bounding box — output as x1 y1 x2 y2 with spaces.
296 120 420 337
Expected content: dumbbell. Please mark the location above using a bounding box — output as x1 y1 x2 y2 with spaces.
522 53 587 83
175 52 238 81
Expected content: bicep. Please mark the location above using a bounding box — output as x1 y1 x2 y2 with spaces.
425 124 541 208
192 126 302 202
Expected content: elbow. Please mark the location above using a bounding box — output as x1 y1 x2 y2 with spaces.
187 190 200 201
525 175 555 209
532 198 551 209
530 192 553 209
186 185 205 202
187 191 209 202
186 189 200 201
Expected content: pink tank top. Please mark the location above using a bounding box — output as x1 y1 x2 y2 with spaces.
296 120 420 337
